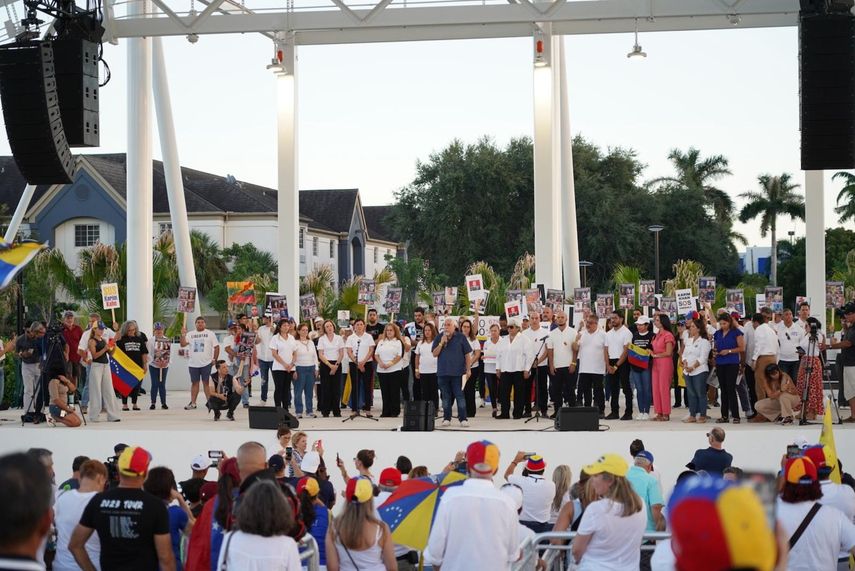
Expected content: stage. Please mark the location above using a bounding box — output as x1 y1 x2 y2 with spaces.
3 389 854 502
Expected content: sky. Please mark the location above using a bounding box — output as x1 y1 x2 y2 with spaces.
2 22 852 248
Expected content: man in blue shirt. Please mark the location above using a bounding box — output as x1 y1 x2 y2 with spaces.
686 427 733 475
626 451 664 532
432 318 472 427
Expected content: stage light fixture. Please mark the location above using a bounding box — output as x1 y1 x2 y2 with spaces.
627 19 647 59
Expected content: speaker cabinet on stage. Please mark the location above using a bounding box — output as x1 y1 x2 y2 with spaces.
800 8 855 170
0 41 75 184
555 407 599 432
53 38 100 147
248 406 300 430
402 400 435 432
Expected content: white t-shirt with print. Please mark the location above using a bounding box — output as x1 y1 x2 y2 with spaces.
185 329 218 368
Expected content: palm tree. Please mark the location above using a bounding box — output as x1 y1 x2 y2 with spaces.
832 171 855 224
190 230 228 295
738 174 805 286
650 147 734 222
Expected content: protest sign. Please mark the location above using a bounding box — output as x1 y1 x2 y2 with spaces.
237 331 257 359
756 293 767 312
619 284 635 309
432 291 447 315
444 286 458 308
675 288 694 316
725 289 745 317
358 279 376 306
765 286 783 313
466 274 485 301
659 297 677 320
177 286 196 313
504 300 523 320
469 290 489 313
384 287 402 315
524 288 543 314
573 287 591 311
337 310 351 328
100 282 120 310
299 293 319 321
595 294 614 319
698 277 716 304
476 315 500 340
639 280 656 307
826 282 845 309
265 293 289 319
545 289 565 311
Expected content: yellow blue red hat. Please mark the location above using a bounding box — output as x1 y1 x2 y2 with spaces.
117 446 152 477
345 476 374 504
526 455 546 472
785 457 818 485
668 476 776 571
466 440 500 476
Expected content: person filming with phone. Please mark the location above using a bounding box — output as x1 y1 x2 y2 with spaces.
504 452 555 533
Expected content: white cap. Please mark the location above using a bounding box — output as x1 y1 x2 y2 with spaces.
501 484 523 511
508 317 523 328
301 451 321 473
191 454 209 471
636 315 650 325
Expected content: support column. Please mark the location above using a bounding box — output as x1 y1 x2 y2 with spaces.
152 37 199 321
4 184 36 242
532 24 561 289
804 170 825 329
276 38 300 313
557 37 580 293
126 0 153 334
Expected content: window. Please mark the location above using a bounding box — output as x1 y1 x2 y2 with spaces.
313 237 319 256
299 228 304 248
373 248 378 264
74 224 100 247
158 222 172 235
330 241 335 258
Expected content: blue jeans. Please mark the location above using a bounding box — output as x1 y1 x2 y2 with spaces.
294 366 316 414
685 371 709 417
437 374 466 421
630 368 652 414
149 366 168 405
258 359 273 402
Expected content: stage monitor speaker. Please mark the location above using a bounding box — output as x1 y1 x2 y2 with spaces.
402 400 435 432
248 406 300 430
0 41 75 184
799 9 855 170
53 38 99 147
555 407 599 432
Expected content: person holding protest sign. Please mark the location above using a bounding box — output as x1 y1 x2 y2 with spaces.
230 323 258 409
317 319 345 417
147 322 171 410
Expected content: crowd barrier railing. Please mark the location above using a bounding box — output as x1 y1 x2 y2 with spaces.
299 534 321 571
512 531 672 571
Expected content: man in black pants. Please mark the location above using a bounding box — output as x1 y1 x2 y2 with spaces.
522 312 550 417
573 315 609 417
495 318 533 419
206 360 244 421
605 311 633 420
547 310 577 415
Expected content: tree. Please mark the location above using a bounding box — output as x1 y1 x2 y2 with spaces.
833 171 855 224
383 256 447 319
650 147 734 223
189 231 229 295
776 227 855 304
738 173 805 286
208 242 278 315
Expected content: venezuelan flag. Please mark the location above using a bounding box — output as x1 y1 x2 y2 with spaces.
628 343 650 369
0 240 47 289
109 346 145 397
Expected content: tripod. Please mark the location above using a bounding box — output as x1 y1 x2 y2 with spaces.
525 337 549 424
343 341 379 423
798 331 842 425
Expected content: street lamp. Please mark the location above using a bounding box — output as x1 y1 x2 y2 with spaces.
648 224 664 293
579 260 593 288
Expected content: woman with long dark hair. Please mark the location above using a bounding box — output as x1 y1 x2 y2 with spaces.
269 319 297 410
682 318 711 423
375 323 407 417
713 313 745 424
414 323 439 414
144 466 196 570
317 319 345 418
292 322 319 419
296 476 328 566
650 314 675 421
325 477 396 571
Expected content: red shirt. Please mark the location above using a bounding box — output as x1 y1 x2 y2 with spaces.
62 324 83 363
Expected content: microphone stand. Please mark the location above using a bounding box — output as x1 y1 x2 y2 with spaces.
343 338 379 423
524 336 549 424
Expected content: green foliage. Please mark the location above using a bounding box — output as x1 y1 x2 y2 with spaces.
611 265 643 306
663 260 705 296
208 242 278 315
832 171 855 224
649 147 734 223
777 228 855 306
383 256 447 319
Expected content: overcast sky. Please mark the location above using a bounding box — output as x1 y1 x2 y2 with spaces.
3 23 851 248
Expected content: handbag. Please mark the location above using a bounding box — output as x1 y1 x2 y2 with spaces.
706 369 720 388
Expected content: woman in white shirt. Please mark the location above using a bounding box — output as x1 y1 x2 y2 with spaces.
414 323 440 414
482 324 502 418
317 319 345 418
681 318 712 424
375 324 407 418
549 464 573 525
292 323 319 419
269 319 297 411
460 319 482 418
217 480 302 571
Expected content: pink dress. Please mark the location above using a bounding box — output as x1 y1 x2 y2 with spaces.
651 330 675 416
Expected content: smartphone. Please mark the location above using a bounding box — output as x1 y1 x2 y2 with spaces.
285 446 293 460
523 452 536 459
208 450 224 460
742 471 778 530
455 461 468 474
786 444 801 459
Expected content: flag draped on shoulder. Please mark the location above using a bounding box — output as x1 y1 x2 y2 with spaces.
820 398 841 484
109 346 145 397
0 240 46 289
628 343 650 369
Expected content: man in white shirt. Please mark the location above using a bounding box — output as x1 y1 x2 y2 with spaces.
740 315 758 411
604 311 633 420
777 309 803 383
573 315 609 418
495 318 533 419
803 446 855 524
54 460 106 571
750 312 778 401
522 312 551 417
179 316 220 410
547 310 577 413
256 314 274 404
797 301 812 329
504 453 556 533
345 318 376 415
425 440 519 571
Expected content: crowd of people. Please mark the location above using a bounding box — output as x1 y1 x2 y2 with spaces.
3 297 854 429
2 425 855 571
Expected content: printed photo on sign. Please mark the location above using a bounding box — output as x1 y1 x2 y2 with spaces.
504 300 522 319
466 274 484 300
764 287 783 313
619 284 635 309
726 289 745 317
469 290 489 313
660 297 677 320
153 339 171 368
337 310 351 328
698 277 716 304
524 288 543 314
384 287 403 315
358 279 376 305
177 286 196 313
595 294 614 319
826 281 845 309
506 289 523 302
639 280 656 307
545 289 565 311
756 293 767 312
299 294 319 320
432 291 447 315
237 331 257 358
266 293 289 319
573 287 591 311
444 286 458 308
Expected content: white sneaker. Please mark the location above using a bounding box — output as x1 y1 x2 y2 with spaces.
640 413 649 421
441 419 451 427
460 420 470 427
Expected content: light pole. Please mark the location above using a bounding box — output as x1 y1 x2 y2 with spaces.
648 224 664 293
579 260 593 288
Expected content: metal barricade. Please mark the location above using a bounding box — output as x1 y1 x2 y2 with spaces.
299 533 321 571
512 531 672 571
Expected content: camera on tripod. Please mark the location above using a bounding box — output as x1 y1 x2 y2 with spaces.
809 321 819 339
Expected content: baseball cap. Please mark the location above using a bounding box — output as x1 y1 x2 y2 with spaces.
507 317 522 329
635 450 655 464
96 321 107 330
297 476 320 497
466 440 501 476
301 451 321 474
668 477 776 571
153 322 165 330
314 316 324 323
190 454 209 471
526 455 546 472
268 454 285 472
785 457 818 485
117 446 152 477
802 445 832 478
63 310 75 318
379 467 402 487
227 320 237 328
500 483 523 511
583 453 629 477
345 477 374 504
636 315 650 325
